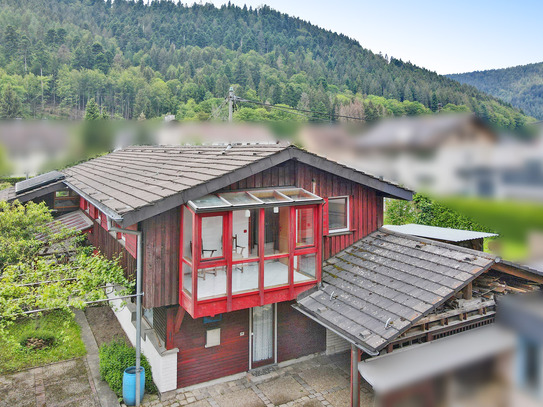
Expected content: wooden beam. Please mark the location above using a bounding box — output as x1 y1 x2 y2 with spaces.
492 263 543 284
462 282 473 300
350 344 362 407
174 306 186 334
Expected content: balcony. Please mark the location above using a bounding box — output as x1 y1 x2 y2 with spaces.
179 188 323 318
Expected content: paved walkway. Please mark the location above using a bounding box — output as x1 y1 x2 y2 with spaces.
136 353 374 407
0 358 100 407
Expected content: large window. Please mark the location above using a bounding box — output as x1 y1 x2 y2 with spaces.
328 197 349 233
181 188 323 306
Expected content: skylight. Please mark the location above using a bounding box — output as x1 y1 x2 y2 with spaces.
188 188 322 212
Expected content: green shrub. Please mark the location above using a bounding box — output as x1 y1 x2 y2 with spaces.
98 340 157 396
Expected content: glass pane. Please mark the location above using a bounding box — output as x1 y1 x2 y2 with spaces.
250 189 290 204
264 258 289 288
183 206 193 261
328 197 348 231
294 253 316 281
182 261 193 294
296 207 314 246
54 198 79 208
201 216 223 258
190 194 224 209
219 191 261 206
264 207 289 256
232 209 259 260
281 188 318 201
232 261 259 294
197 265 227 299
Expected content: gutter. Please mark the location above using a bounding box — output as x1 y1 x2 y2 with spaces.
65 180 124 223
292 304 379 357
107 218 144 406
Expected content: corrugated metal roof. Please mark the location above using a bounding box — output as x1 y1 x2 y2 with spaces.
383 224 498 242
294 228 497 354
47 210 93 234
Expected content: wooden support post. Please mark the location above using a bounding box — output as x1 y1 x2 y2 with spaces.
173 306 185 334
462 282 473 300
350 344 362 407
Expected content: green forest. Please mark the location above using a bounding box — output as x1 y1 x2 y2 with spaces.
449 62 543 120
0 0 532 129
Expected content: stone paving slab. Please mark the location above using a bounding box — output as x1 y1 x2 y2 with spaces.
0 358 100 407
134 352 373 407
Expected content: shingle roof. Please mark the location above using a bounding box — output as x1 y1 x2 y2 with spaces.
2 143 413 226
294 228 497 354
63 144 290 220
383 224 498 242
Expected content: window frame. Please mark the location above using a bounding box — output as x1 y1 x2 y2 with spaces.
327 196 350 234
180 199 323 315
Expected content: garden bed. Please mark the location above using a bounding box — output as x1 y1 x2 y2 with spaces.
0 310 86 374
84 305 130 347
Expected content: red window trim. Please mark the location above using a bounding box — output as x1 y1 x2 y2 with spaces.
179 202 323 318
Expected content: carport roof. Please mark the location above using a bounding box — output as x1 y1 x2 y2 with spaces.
294 228 498 355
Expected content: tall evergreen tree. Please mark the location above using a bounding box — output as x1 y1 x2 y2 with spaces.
84 98 101 120
0 85 22 118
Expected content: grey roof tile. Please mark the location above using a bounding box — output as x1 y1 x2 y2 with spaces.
296 228 496 354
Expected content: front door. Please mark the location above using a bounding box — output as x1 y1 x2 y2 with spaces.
251 304 274 368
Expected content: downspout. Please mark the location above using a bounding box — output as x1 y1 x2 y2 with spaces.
108 219 144 406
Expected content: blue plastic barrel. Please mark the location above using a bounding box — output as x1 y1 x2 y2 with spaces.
122 366 145 406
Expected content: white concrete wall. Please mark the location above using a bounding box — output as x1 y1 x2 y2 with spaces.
108 293 178 394
325 329 350 355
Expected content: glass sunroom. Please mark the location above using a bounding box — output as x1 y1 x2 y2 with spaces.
180 187 324 317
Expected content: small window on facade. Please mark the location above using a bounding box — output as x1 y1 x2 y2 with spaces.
328 197 349 233
205 328 221 348
143 308 153 327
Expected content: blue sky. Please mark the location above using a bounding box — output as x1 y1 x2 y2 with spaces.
205 0 543 75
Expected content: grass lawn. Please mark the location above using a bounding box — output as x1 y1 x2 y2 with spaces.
0 310 86 374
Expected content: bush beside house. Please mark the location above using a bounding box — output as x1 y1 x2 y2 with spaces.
99 340 157 397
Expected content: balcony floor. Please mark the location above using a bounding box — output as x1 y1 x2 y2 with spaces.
187 261 314 300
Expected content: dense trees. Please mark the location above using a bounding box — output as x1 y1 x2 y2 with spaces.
0 0 531 129
449 62 543 120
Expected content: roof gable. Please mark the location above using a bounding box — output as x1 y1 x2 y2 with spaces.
60 144 412 226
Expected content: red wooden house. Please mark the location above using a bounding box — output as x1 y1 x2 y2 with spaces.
1 143 412 393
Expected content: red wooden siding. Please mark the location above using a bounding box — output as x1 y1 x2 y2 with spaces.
277 301 326 362
87 221 137 280
124 225 138 258
224 160 384 260
84 159 385 310
174 310 249 389
142 207 180 309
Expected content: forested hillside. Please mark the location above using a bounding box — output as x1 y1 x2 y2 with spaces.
0 0 531 128
448 62 543 120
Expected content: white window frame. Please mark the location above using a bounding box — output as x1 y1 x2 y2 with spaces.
328 196 350 233
205 328 221 348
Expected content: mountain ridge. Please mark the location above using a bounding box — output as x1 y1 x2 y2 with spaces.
448 61 543 120
0 0 531 128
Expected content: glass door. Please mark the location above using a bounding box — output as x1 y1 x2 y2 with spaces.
251 304 274 368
